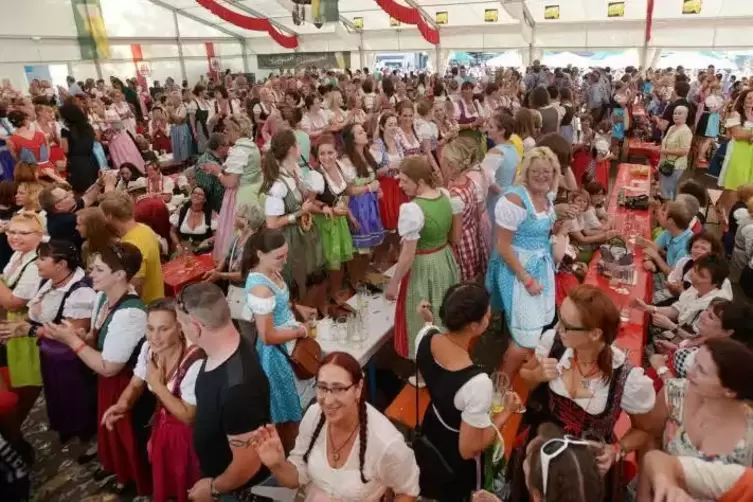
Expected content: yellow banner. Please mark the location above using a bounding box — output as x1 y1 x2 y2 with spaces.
544 5 560 20
608 2 625 18
72 0 110 60
682 0 702 15
484 9 498 22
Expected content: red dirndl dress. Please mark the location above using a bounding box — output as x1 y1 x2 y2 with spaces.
151 127 172 154
95 294 153 496
148 346 205 502
98 371 153 496
374 138 409 231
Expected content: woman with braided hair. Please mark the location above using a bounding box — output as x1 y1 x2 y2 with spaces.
250 351 420 501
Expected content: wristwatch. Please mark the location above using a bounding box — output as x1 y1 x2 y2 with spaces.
210 479 221 502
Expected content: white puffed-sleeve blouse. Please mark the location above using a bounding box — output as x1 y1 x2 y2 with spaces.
288 402 420 502
535 330 656 415
397 191 464 242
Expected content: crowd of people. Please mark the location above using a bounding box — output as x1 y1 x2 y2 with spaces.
0 59 751 502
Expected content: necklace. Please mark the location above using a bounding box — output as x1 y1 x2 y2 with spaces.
52 270 75 289
328 422 359 462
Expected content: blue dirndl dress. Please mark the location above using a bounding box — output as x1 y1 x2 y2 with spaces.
245 272 304 424
486 185 556 349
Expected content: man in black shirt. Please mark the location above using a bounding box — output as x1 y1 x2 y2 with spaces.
38 183 102 253
659 80 697 135
176 282 270 502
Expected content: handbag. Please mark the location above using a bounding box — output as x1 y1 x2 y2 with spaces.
227 285 252 321
276 337 322 380
658 159 676 177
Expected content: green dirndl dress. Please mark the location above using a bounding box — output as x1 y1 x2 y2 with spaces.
4 256 42 388
313 166 354 271
719 116 753 191
234 138 263 211
394 195 460 359
279 177 325 296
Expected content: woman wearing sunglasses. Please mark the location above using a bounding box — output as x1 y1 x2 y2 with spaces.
511 284 656 501
250 351 420 501
44 243 154 498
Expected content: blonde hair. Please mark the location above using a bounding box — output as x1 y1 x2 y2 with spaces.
99 191 135 222
224 114 254 138
10 211 44 233
516 146 561 192
738 183 753 203
400 156 435 188
441 136 479 176
17 181 41 211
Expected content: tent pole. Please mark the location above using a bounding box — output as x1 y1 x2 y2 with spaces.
241 40 250 73
359 31 365 71
173 10 188 83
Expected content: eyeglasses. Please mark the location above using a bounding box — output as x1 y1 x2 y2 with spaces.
7 229 40 236
315 383 355 396
556 320 591 333
540 436 591 496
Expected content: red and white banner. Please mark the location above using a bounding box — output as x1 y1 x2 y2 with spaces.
205 42 220 82
130 43 148 88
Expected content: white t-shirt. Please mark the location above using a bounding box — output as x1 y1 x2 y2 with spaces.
535 330 656 415
288 402 420 501
3 250 41 301
133 341 203 406
27 268 95 324
671 286 731 327
92 292 147 364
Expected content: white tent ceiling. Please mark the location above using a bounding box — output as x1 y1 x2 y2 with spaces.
153 0 753 35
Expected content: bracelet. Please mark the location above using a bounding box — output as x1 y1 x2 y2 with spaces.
73 341 87 354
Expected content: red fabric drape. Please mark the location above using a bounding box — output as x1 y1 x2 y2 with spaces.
195 0 298 49
374 0 440 45
645 0 655 43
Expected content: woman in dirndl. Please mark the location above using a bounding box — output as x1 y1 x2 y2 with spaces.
311 135 355 303
101 299 205 502
340 124 385 283
168 93 192 163
0 213 43 449
717 89 753 213
209 116 262 263
444 137 488 282
384 156 461 375
44 243 154 497
188 84 212 155
454 81 486 159
262 129 327 313
28 240 97 446
244 227 313 450
486 147 559 381
105 93 145 174
149 107 172 154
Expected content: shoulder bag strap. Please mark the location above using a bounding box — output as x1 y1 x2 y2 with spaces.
415 327 441 434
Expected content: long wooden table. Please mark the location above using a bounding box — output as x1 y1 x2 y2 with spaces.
388 165 653 454
585 163 653 435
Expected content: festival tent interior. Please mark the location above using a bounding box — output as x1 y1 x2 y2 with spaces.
2 0 753 88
